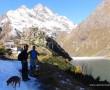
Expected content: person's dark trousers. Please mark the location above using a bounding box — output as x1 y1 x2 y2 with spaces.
21 61 29 81
30 65 36 71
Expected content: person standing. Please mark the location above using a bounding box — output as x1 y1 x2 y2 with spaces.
20 44 30 81
29 46 39 72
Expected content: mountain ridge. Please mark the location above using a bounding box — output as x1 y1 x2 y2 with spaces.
0 4 77 41
57 0 110 57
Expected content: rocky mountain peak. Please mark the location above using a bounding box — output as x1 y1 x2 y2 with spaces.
0 4 76 41
33 3 54 16
19 5 27 9
34 3 45 11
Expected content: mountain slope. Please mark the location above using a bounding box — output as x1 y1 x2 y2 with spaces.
0 4 77 41
57 0 110 57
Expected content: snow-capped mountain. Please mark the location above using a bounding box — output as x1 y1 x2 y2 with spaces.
0 4 77 40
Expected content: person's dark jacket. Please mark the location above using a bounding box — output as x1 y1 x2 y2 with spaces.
20 50 28 61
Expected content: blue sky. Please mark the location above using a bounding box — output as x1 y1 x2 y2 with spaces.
0 0 102 24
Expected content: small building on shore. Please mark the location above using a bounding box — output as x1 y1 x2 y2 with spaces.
4 40 17 53
4 40 15 49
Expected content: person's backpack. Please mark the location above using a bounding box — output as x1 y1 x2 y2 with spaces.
18 52 23 61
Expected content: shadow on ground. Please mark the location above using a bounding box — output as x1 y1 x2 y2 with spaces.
31 62 93 90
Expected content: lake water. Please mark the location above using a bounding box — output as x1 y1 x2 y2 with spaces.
70 57 110 82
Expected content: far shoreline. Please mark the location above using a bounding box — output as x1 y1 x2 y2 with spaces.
72 57 110 60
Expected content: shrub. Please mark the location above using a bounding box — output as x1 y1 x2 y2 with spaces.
0 48 6 55
5 49 12 56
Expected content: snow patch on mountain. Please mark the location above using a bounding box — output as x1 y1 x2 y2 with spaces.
0 4 77 37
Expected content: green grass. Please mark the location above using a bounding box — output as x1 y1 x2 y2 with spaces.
41 56 75 71
0 48 6 55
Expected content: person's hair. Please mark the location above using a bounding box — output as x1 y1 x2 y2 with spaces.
25 44 28 48
24 44 28 49
33 46 36 49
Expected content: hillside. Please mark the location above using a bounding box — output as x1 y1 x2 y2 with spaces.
57 0 110 57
